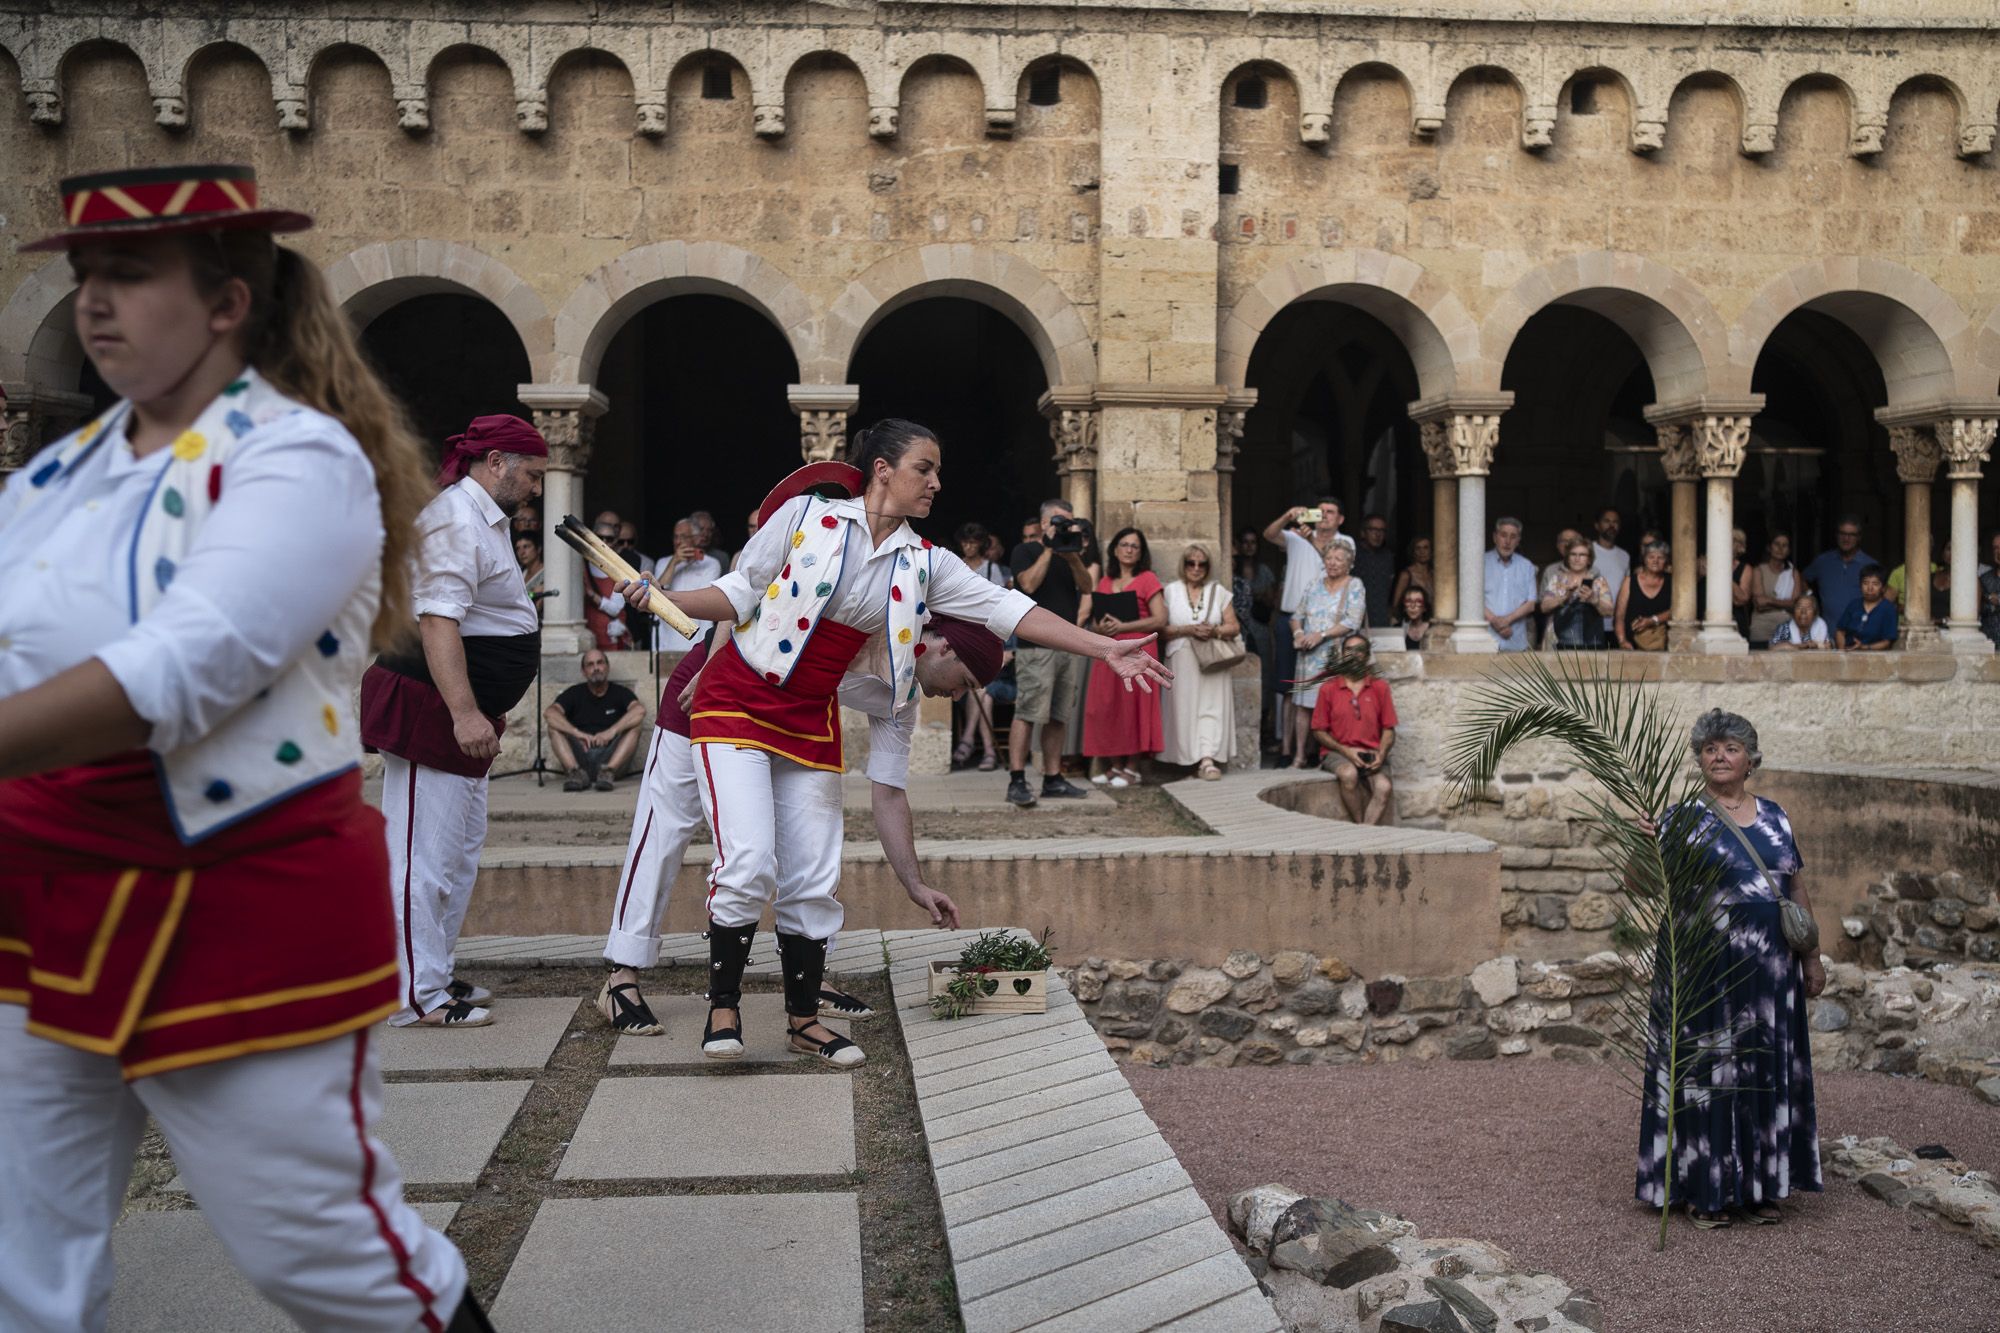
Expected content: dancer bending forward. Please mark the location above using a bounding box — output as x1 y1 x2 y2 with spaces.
631 424 1170 1067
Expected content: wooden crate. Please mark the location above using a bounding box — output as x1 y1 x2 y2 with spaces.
928 961 1049 1014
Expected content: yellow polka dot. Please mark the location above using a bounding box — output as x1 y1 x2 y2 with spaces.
322 704 338 736
897 628 912 644
171 431 207 461
735 618 752 633
78 419 103 445
767 583 781 600
791 532 805 548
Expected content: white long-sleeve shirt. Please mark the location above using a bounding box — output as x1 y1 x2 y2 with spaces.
0 406 381 753
411 478 537 635
712 496 1033 642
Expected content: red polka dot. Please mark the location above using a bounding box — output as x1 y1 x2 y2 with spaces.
797 617 810 630
920 538 933 549
781 564 791 579
890 586 903 601
765 671 781 684
913 642 927 657
821 515 838 528
206 464 223 502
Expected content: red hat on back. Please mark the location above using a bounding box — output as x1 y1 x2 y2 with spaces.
925 614 1005 686
21 164 312 253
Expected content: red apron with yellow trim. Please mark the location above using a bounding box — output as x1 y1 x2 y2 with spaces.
0 753 399 1080
688 620 870 771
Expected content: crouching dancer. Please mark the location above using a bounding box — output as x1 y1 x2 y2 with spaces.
0 165 485 1331
628 424 1171 1068
597 471 1004 1036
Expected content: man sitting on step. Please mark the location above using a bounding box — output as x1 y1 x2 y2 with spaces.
547 648 644 792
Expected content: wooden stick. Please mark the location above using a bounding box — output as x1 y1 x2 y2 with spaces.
554 517 701 638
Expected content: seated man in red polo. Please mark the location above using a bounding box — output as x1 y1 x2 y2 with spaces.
1309 634 1398 825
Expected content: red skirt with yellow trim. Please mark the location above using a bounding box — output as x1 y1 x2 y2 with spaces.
0 754 399 1080
687 620 870 772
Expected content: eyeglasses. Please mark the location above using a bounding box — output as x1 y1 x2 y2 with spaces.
1184 559 1208 568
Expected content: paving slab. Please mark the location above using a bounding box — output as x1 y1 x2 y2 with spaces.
108 1203 458 1332
558 1073 855 1179
607 992 849 1066
374 998 580 1073
489 1194 861 1332
173 1081 528 1190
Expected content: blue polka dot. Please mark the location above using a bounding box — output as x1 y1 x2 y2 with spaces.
225 409 255 437
790 581 799 597
203 779 233 803
916 601 926 616
779 639 793 653
30 459 60 487
154 557 176 591
898 554 910 569
316 630 340 657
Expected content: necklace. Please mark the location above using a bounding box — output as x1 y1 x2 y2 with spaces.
1716 790 1752 813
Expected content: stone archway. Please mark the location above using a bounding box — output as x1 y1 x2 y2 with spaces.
815 244 1096 389
1478 252 1726 404
325 240 553 378
550 240 816 387
0 256 85 386
1733 258 1973 407
1219 249 1474 399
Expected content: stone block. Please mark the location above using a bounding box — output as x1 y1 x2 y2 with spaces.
1382 1298 1469 1332
1567 890 1620 931
557 1074 854 1178
1222 949 1264 978
1402 976 1472 1012
1271 950 1318 985
1198 1006 1259 1041
1445 1027 1497 1060
1470 957 1519 1006
1525 895 1570 930
491 1194 860 1331
1288 977 1343 1015
374 998 578 1072
1165 967 1232 1013
1366 978 1404 1015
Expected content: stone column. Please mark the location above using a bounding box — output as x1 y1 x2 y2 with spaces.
1888 424 1943 649
517 384 608 655
1656 422 1702 650
1039 387 1100 523
1939 416 1996 653
0 382 97 474
1213 394 1252 583
1692 414 1753 655
787 385 860 463
1418 418 1458 624
1443 413 1502 654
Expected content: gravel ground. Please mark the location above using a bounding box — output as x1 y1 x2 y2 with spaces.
1125 1062 2000 1333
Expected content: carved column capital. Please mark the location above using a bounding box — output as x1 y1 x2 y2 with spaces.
1654 422 1700 482
1443 413 1501 477
2 400 37 473
1940 417 1997 479
799 410 848 463
530 409 595 472
1213 408 1246 474
1418 419 1454 479
1691 414 1753 478
1887 424 1942 485
1049 407 1100 471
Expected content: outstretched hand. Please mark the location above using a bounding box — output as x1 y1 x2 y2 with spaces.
1104 635 1173 694
908 883 960 930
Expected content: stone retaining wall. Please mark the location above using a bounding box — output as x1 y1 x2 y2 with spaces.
1068 948 2000 1083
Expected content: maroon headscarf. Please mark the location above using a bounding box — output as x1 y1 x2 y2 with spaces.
436 414 549 487
924 614 1005 686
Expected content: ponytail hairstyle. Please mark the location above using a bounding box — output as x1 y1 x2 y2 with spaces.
847 417 938 488
182 232 433 651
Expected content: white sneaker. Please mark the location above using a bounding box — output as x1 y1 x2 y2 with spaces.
1090 772 1110 785
416 999 492 1028
1108 774 1131 789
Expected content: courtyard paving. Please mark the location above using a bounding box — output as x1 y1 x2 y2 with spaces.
107 931 1276 1332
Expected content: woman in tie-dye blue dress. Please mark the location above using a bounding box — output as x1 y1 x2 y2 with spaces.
1635 709 1825 1226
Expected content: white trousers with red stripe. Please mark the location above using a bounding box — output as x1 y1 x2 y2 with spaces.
379 754 486 1021
604 730 706 968
693 742 845 939
0 1013 465 1333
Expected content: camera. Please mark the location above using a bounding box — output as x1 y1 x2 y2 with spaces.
1298 507 1323 526
1048 514 1094 554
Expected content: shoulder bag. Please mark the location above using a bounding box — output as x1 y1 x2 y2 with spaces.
1698 793 1819 956
1188 584 1247 673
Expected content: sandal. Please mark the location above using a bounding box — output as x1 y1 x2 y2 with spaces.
978 752 997 771
418 998 492 1028
701 1006 744 1060
1742 1205 1782 1225
597 976 665 1036
952 741 974 766
1197 759 1222 781
788 1017 865 1068
447 978 493 1005
818 985 876 1020
1688 1209 1732 1230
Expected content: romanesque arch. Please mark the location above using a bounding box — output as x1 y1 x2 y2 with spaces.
1219 250 1475 402
0 256 83 386
816 245 1095 388
1731 258 1973 406
1479 252 1726 404
324 240 552 376
551 240 815 388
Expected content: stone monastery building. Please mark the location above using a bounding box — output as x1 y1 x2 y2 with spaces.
3 1 1999 691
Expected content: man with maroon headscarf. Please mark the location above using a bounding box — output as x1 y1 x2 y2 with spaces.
361 414 547 1028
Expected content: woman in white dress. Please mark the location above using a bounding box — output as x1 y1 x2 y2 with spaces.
1158 543 1240 780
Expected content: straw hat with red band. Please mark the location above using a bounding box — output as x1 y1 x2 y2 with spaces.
20 164 312 253
756 461 864 527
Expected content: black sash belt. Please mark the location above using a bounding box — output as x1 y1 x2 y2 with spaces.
376 632 541 717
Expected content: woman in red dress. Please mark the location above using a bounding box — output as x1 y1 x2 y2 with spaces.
1083 527 1167 786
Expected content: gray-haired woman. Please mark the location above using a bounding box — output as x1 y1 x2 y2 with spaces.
1635 710 1824 1230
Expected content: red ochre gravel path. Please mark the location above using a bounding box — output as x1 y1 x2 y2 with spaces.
1124 1062 2000 1333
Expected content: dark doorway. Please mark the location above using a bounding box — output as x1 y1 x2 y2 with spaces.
592 294 801 560
359 294 530 465
849 299 1055 549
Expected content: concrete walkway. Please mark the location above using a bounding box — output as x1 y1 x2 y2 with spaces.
107 930 1273 1331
